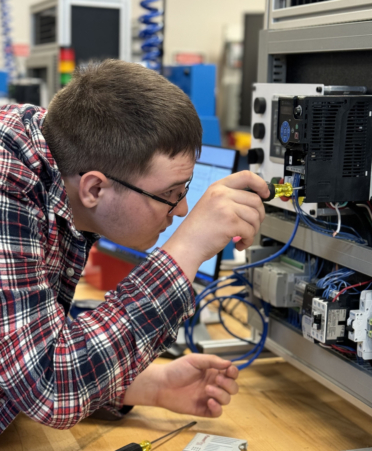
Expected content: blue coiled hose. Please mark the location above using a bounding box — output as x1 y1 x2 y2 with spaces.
0 0 15 81
139 0 164 71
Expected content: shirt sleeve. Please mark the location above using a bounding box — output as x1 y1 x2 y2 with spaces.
0 190 195 430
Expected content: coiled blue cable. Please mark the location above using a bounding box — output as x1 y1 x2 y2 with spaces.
139 0 164 71
0 0 15 81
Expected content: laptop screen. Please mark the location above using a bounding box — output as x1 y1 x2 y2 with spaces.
97 145 239 286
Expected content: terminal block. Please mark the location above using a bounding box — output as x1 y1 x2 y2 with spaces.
347 290 372 360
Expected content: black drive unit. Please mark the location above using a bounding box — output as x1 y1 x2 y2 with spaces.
277 95 372 203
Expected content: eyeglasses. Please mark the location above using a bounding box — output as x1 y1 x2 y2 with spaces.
79 172 193 214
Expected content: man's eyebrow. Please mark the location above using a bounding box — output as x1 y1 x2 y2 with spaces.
163 178 190 190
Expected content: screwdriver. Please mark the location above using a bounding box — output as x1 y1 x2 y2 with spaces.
232 182 302 244
115 421 197 451
248 182 301 202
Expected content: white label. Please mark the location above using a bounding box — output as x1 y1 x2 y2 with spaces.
302 315 314 343
326 309 346 340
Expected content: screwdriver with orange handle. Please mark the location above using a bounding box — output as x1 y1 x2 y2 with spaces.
115 421 197 451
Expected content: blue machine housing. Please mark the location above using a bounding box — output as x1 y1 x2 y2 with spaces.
164 64 221 146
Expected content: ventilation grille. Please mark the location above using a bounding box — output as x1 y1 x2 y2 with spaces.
272 56 286 83
290 0 332 6
34 7 56 45
309 101 343 162
342 102 369 178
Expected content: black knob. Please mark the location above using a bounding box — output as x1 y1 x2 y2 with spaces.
253 123 265 140
254 97 266 114
247 148 264 165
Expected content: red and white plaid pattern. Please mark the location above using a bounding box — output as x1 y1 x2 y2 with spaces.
0 104 195 432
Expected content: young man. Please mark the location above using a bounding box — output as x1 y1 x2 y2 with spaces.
0 60 269 432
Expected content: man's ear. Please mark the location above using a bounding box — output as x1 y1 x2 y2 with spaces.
78 171 111 208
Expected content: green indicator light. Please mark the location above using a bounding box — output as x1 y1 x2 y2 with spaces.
60 73 72 86
295 124 299 130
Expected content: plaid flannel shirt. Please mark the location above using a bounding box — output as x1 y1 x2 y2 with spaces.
0 104 195 432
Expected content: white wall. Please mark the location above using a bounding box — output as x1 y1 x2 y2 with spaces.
162 0 265 64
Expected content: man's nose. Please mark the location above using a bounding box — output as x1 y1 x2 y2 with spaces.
170 197 188 217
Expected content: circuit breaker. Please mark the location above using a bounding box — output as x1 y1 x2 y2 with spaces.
347 290 372 360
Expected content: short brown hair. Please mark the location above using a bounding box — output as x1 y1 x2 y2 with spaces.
43 59 202 181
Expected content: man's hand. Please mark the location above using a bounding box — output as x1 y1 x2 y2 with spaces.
123 354 239 417
162 171 270 282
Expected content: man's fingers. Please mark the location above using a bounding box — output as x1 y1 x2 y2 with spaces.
207 398 223 418
235 238 254 251
219 171 270 199
215 373 239 395
206 385 231 406
235 205 262 235
226 364 239 380
190 354 232 371
229 190 266 223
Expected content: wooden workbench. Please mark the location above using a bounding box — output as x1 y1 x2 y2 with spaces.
2 280 372 451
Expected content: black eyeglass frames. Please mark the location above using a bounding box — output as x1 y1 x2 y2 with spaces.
79 172 193 214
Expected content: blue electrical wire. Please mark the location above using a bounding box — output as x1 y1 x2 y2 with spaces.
233 214 301 273
315 259 324 279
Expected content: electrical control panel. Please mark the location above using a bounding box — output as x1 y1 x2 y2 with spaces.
278 95 372 204
250 83 324 215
